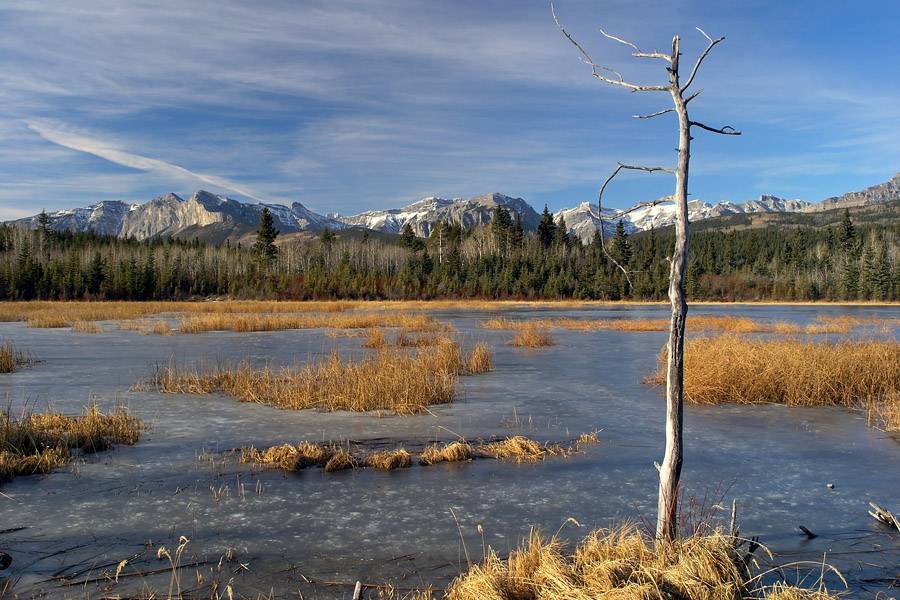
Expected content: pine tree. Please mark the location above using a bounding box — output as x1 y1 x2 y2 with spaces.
400 223 418 249
612 220 632 265
554 215 570 247
839 209 856 254
252 207 279 266
537 205 555 248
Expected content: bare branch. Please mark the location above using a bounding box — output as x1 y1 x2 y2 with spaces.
689 121 741 135
599 28 672 62
551 3 670 92
684 89 702 104
633 107 675 120
595 163 675 289
680 29 725 93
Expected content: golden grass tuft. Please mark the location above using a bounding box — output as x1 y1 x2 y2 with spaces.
478 435 563 462
0 341 32 373
647 335 900 411
72 320 103 334
323 449 355 472
512 324 554 348
576 430 601 445
365 448 412 471
148 343 467 415
442 525 840 600
419 441 474 465
465 342 494 374
0 404 143 483
362 328 388 348
240 441 336 471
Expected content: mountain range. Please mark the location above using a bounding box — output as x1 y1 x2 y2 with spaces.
12 173 900 245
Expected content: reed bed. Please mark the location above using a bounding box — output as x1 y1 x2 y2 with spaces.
72 320 103 333
177 311 447 334
148 344 464 415
484 315 804 335
803 315 897 334
0 341 32 373
0 300 361 326
647 335 900 410
0 404 143 483
363 328 464 349
438 525 839 600
118 319 172 335
511 324 555 348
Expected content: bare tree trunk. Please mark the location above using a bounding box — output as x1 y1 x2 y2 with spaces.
657 36 689 541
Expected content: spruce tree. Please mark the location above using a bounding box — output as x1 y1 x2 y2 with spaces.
252 207 279 266
554 215 570 247
400 223 418 249
537 205 555 248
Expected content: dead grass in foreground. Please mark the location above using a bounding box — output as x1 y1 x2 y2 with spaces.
0 341 33 373
511 324 555 348
647 336 900 421
431 525 840 600
146 339 491 415
868 392 900 432
0 404 143 483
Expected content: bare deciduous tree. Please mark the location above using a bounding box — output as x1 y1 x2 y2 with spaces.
552 5 740 541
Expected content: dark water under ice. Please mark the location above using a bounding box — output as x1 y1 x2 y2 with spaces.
0 304 898 598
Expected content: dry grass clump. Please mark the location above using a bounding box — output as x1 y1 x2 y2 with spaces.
148 343 465 415
0 404 143 483
478 436 563 462
0 341 33 373
240 441 337 471
72 320 103 333
177 311 446 334
512 325 555 348
419 441 474 465
442 525 839 600
868 391 900 432
323 449 355 472
26 312 71 328
118 319 172 335
648 335 900 410
576 431 601 445
362 328 388 348
365 448 412 471
465 342 494 374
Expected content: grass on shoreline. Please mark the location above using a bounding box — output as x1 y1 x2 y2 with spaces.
146 340 491 415
483 315 811 334
1 404 143 483
647 335 900 428
177 312 448 334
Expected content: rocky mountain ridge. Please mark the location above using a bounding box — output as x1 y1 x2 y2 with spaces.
11 173 899 244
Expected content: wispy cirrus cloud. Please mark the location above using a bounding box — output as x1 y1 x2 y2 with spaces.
26 120 270 203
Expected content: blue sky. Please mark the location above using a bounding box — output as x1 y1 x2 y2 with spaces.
1 0 898 219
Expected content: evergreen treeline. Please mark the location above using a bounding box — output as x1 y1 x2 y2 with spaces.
1 207 897 302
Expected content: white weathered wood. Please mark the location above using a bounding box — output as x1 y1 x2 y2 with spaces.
868 501 900 530
553 6 739 542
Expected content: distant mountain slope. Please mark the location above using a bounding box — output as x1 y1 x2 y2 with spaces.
810 172 900 212
13 190 346 242
334 192 541 237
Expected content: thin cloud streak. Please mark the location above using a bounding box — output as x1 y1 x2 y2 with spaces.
26 121 270 203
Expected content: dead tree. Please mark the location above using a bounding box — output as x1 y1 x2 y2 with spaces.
553 5 740 541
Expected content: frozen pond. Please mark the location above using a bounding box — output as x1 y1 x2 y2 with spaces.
1 304 898 597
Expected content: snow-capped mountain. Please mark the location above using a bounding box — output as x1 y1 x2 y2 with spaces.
13 191 346 241
334 193 541 237
557 195 813 243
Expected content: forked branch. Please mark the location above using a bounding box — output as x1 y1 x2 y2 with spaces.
552 3 669 92
680 27 725 92
690 121 741 136
596 163 674 288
